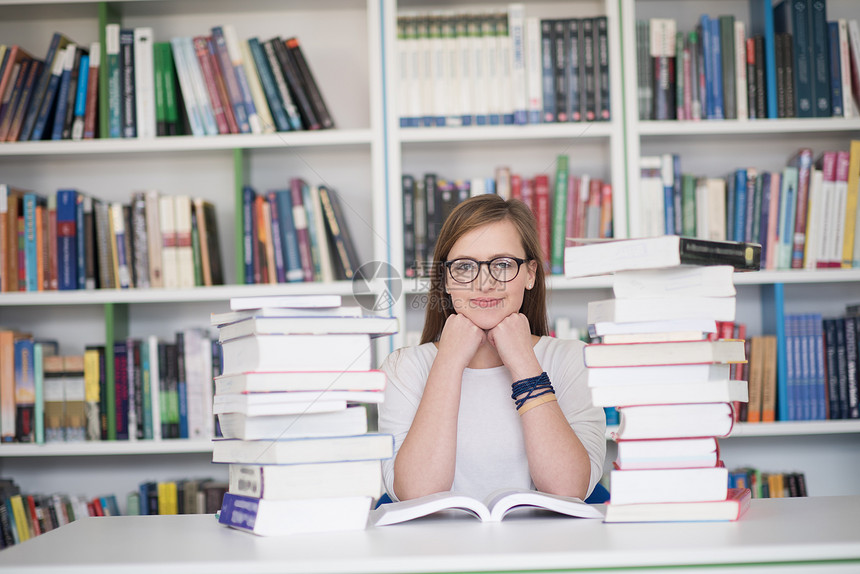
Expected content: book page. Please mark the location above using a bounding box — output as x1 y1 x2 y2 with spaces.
371 492 491 525
485 489 604 522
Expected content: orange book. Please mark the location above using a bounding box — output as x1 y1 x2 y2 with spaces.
746 336 764 423
35 203 44 291
760 335 778 422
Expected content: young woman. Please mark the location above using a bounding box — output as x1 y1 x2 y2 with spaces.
378 194 605 502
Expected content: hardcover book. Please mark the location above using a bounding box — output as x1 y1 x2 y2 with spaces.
604 487 751 523
219 493 372 536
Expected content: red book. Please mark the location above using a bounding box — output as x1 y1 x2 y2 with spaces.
290 178 315 282
520 177 534 213
565 175 580 239
600 182 613 238
533 174 551 269
192 36 231 134
510 174 523 202
82 42 100 139
788 148 813 269
207 36 239 134
90 497 105 517
26 495 42 536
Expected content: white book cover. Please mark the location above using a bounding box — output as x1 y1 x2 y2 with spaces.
229 294 342 311
417 17 434 125
694 177 710 239
397 16 413 127
614 402 735 440
471 16 488 124
217 406 368 440
497 10 514 124
143 190 162 287
587 296 736 324
524 16 542 123
211 306 363 326
228 460 383 500
183 328 212 440
588 318 718 339
133 27 156 138
455 14 473 124
219 333 372 375
217 315 398 342
706 178 727 241
508 4 527 124
238 39 276 133
833 151 850 268
817 152 837 267
734 21 748 121
638 156 665 238
180 36 219 136
168 37 204 136
173 195 195 288
587 363 730 387
583 339 745 368
223 24 262 134
483 14 501 123
804 168 824 269
213 391 382 416
611 265 736 299
158 194 179 289
590 378 748 407
443 13 462 126
214 370 386 394
429 14 448 125
610 467 729 505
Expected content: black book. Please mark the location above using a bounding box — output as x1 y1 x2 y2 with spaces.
808 0 830 117
553 19 569 122
318 186 360 280
581 17 597 121
540 19 555 122
402 174 416 278
650 18 676 121
119 28 136 138
719 15 736 120
566 18 581 122
285 37 335 129
754 35 767 120
746 34 757 119
776 33 786 117
270 36 319 130
423 173 439 256
595 16 611 121
783 33 795 117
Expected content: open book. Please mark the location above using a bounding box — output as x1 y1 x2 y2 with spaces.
370 488 604 526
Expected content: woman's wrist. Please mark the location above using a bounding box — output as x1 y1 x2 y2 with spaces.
511 372 556 414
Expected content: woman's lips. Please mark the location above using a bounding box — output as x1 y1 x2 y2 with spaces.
471 298 502 308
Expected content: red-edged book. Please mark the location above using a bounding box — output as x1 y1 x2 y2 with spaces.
532 174 551 271
604 487 751 523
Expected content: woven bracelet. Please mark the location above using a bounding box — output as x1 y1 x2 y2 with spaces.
511 372 554 410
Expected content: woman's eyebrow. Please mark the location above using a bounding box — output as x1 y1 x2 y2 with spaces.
447 252 522 260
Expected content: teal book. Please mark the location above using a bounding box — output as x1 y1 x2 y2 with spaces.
777 166 798 270
761 283 788 421
105 24 122 138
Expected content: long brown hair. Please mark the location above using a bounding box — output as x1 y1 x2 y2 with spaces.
419 194 548 344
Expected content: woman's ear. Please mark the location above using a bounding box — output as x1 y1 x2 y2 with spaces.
526 260 538 288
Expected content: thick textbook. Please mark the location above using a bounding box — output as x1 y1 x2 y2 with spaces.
609 466 729 505
587 363 731 387
611 266 737 299
218 493 371 536
211 433 394 464
370 489 603 526
214 370 386 394
210 306 363 326
217 405 369 440
213 390 383 415
217 316 398 342
604 487 751 523
219 333 372 375
564 236 761 278
588 318 718 339
587 296 736 324
615 437 721 470
590 379 748 407
583 339 746 368
228 460 383 500
229 294 342 311
613 403 735 440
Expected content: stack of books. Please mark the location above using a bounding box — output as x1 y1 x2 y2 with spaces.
210 294 397 536
564 236 760 523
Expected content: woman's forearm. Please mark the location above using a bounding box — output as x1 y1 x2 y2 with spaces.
520 402 592 499
392 361 464 500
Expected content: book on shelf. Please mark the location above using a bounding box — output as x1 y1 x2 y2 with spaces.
228 460 384 501
214 370 387 395
614 437 721 471
564 236 761 279
604 487 751 523
610 465 729 505
216 405 369 440
218 493 372 536
612 402 735 440
370 488 603 526
211 433 395 465
583 339 746 368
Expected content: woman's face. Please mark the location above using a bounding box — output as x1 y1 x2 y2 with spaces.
444 219 538 331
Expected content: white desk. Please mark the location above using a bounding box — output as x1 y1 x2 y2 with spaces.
0 496 858 574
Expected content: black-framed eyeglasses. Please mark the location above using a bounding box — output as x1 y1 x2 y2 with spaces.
444 257 529 284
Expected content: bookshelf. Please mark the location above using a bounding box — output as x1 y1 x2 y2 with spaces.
0 0 859 506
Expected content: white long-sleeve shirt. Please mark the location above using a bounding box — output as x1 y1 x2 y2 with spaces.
378 336 606 501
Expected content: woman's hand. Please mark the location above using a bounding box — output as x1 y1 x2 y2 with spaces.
436 313 487 371
487 313 543 382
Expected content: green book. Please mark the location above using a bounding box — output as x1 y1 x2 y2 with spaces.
550 155 569 274
681 174 697 237
105 23 121 138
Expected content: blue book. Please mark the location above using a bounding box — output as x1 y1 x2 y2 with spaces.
809 0 830 117
761 283 788 421
56 189 78 290
175 332 188 439
709 17 724 120
75 192 86 289
247 37 290 132
749 0 778 118
827 21 843 117
540 19 555 123
778 166 798 269
699 15 714 119
758 171 773 263
807 313 826 420
50 46 76 140
265 191 287 283
733 169 747 242
274 189 304 282
71 53 89 139
775 0 813 117
23 32 70 140
22 194 41 292
242 186 256 284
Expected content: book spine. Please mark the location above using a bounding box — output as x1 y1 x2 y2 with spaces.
193 36 231 135
75 193 86 290
550 155 568 274
540 19 555 122
241 186 255 284
827 22 844 117
275 38 320 130
71 52 89 140
552 19 568 122
55 190 77 290
719 16 736 120
119 29 136 138
265 192 287 283
169 38 204 137
211 26 250 133
223 25 261 134
50 45 76 141
248 38 290 132
133 27 156 138
596 16 610 121
790 148 813 268
262 39 302 131
274 190 303 282
290 179 315 282
808 0 830 117
25 33 66 141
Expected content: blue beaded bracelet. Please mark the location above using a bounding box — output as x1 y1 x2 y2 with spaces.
510 372 554 410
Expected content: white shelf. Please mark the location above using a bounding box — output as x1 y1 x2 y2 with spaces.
637 118 860 137
0 440 214 457
398 123 615 144
0 130 374 157
0 281 370 306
